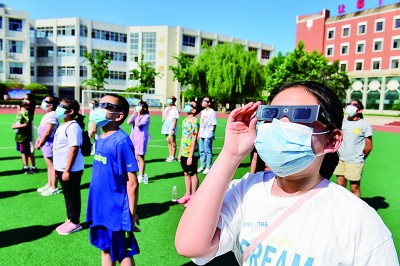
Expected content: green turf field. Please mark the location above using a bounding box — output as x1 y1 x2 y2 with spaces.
0 113 399 265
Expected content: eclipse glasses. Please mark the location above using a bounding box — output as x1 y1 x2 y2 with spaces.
256 105 336 129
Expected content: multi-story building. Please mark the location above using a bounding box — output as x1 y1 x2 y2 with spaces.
296 3 400 114
0 4 31 85
1 5 274 105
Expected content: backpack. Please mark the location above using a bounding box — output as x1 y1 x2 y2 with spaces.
65 121 93 157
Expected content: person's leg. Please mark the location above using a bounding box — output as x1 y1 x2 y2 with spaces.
350 181 361 197
61 170 83 225
43 156 55 187
101 251 116 266
336 175 347 187
198 138 205 169
190 173 199 194
27 152 36 169
170 135 177 158
21 153 28 168
136 154 144 176
204 137 213 169
120 257 134 266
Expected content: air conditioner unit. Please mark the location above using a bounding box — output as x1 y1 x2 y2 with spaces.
8 53 15 58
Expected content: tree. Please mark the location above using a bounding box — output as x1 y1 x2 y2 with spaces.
189 43 265 103
264 41 350 100
169 53 194 90
129 55 161 93
82 51 111 90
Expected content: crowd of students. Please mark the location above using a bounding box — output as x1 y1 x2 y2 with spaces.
11 84 397 265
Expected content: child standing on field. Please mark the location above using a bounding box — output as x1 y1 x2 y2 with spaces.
86 94 140 265
177 101 200 207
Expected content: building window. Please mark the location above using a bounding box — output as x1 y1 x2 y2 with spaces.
358 23 366 35
0 39 2 51
80 25 88 37
130 33 139 62
37 66 53 77
0 17 2 29
57 25 75 36
80 66 87 77
0 62 3 73
340 62 347 72
391 58 400 69
80 46 87 57
375 20 384 32
326 46 333 56
340 44 349 55
261 49 271 59
142 32 156 63
10 62 23 74
392 37 400 49
37 46 54 57
91 28 127 43
373 39 383 51
183 35 196 47
372 60 381 70
9 18 23 31
30 47 34 57
248 47 257 53
201 38 213 47
58 66 75 76
355 61 363 71
394 17 400 29
36 27 53 38
30 67 35 76
356 42 365 53
57 46 75 57
327 29 335 39
342 26 350 37
9 40 23 53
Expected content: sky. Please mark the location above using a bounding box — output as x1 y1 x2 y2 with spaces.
5 0 400 54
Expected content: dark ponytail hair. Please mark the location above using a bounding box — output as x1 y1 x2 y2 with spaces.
62 98 85 129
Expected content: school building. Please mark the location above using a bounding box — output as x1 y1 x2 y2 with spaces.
1 4 274 106
296 2 400 114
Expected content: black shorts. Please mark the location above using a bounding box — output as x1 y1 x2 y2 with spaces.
180 156 199 176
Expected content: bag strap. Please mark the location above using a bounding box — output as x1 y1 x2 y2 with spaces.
242 178 329 263
64 121 78 137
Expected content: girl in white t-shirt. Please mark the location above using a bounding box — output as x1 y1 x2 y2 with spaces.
175 81 398 265
35 96 60 196
161 96 180 162
53 98 85 236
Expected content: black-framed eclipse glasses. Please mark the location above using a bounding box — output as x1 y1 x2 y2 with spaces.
256 105 336 129
93 102 122 111
58 104 70 110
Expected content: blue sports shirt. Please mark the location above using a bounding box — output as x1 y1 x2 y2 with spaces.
86 129 139 231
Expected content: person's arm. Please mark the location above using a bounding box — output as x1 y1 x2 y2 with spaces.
62 146 79 181
127 171 139 230
364 136 373 160
35 123 55 149
136 114 150 127
186 126 198 166
175 102 260 258
127 113 136 125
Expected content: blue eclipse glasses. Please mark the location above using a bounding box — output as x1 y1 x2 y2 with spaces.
256 105 336 129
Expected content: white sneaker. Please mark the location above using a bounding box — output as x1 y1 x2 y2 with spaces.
203 168 210 175
197 166 204 172
138 174 143 183
37 184 50 193
143 174 148 184
41 187 60 196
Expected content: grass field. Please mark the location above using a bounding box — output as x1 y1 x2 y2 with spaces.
0 112 399 265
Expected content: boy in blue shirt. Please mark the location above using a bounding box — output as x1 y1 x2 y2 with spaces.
86 94 140 265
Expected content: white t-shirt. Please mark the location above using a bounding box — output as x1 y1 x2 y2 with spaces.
193 172 398 266
53 121 84 172
163 106 180 121
39 111 58 138
199 108 217 138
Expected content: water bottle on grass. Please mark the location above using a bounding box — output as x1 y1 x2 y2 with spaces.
172 186 178 202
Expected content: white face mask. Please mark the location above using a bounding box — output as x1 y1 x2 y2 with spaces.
344 105 358 117
135 106 142 113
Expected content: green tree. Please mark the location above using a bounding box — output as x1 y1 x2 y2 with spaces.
189 43 265 103
82 51 111 90
264 41 350 100
169 53 194 90
24 83 49 104
129 55 161 93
